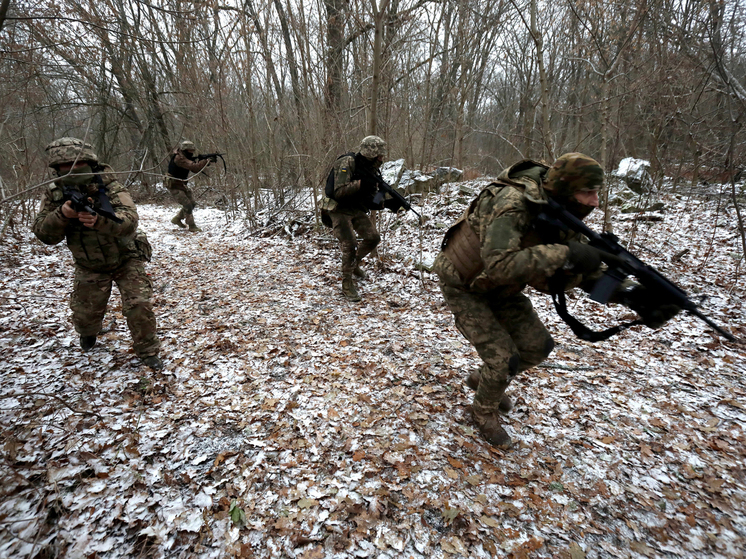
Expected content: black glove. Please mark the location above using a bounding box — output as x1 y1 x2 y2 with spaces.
209 155 218 163
622 286 681 329
565 241 603 275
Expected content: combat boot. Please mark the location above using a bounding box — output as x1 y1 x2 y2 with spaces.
80 335 96 351
188 225 202 232
472 408 512 449
171 216 186 228
341 277 361 302
465 370 513 413
142 355 163 371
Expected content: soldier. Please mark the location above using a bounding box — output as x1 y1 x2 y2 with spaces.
33 137 163 371
433 153 679 449
166 140 212 232
320 135 387 302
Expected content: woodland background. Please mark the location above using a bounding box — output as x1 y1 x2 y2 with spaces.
1 0 746 230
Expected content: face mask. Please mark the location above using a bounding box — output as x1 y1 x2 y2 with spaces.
557 195 596 220
59 164 94 187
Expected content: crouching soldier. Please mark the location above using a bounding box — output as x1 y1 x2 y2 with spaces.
433 153 679 449
33 137 163 371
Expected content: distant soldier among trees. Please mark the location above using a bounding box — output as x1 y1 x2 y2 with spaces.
166 140 212 232
33 137 163 371
320 135 388 302
433 154 679 449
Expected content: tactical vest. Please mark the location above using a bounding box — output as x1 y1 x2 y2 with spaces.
440 194 485 284
48 180 139 272
168 153 191 181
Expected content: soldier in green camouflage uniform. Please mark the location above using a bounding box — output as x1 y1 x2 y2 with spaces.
320 136 387 302
433 153 678 449
166 140 211 232
33 138 163 370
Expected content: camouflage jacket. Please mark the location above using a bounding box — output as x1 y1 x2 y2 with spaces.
321 153 381 214
167 150 208 190
33 167 144 273
434 160 592 295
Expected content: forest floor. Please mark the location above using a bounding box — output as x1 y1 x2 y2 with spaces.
1 181 745 559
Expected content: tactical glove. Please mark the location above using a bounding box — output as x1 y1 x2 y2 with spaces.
621 285 681 329
565 241 603 275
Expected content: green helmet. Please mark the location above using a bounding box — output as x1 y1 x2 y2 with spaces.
359 135 387 159
45 137 98 168
545 153 603 197
179 140 196 152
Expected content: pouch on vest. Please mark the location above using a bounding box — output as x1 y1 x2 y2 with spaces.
134 229 153 262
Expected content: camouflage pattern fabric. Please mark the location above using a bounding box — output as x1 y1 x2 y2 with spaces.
169 187 197 226
359 135 387 159
167 150 209 188
33 170 160 359
329 153 381 213
440 284 554 415
45 137 98 167
33 173 141 272
71 259 160 358
545 152 603 197
329 210 380 278
434 159 600 416
433 160 587 295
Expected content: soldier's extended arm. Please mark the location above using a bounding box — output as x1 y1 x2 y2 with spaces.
32 191 69 245
173 152 209 174
92 182 139 237
540 197 736 342
479 192 571 288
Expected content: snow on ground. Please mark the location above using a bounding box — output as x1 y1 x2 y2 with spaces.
1 183 744 558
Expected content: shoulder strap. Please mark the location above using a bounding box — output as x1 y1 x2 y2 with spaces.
549 275 643 342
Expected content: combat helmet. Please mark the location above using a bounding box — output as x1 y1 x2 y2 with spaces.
45 137 98 168
359 135 387 159
545 153 603 197
179 140 196 153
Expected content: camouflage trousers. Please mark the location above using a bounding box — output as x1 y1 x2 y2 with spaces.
168 186 197 226
329 210 381 278
439 284 555 415
71 258 160 358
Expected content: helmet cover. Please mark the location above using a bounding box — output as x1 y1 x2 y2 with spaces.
45 137 98 168
359 135 387 159
545 153 603 197
179 140 196 152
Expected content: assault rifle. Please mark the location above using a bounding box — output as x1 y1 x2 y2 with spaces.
197 152 227 173
538 197 735 342
63 185 123 224
364 171 421 219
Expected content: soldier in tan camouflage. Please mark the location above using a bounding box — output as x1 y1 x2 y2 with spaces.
433 153 678 449
33 138 163 371
166 140 211 232
320 136 387 302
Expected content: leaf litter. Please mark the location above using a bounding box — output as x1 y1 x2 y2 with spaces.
0 182 744 558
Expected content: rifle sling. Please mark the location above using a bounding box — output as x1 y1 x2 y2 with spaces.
550 277 643 343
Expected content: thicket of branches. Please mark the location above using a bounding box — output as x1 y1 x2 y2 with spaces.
0 0 745 226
